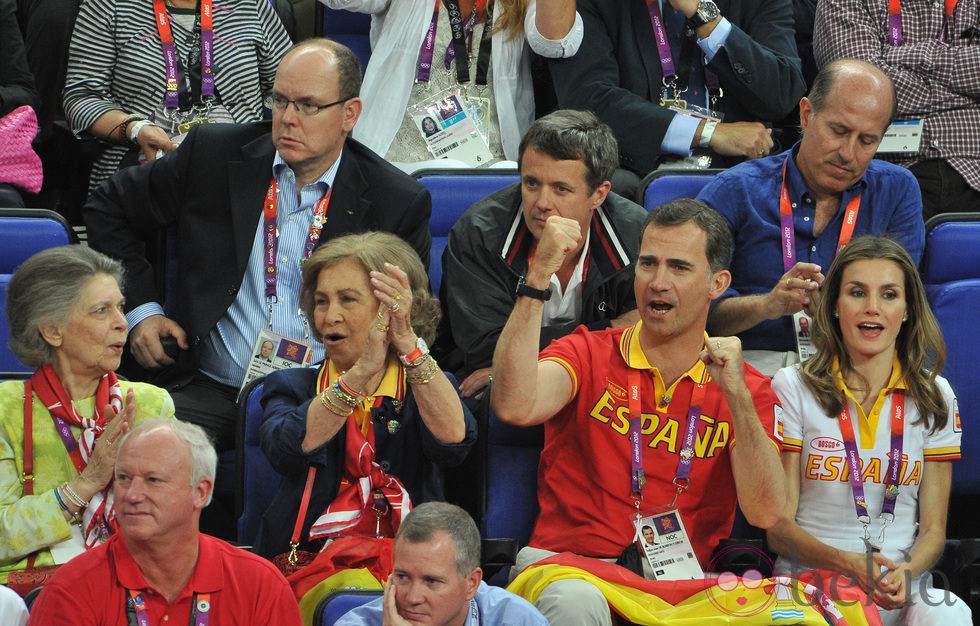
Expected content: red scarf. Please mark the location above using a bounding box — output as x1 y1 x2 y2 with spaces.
308 362 411 539
29 364 122 548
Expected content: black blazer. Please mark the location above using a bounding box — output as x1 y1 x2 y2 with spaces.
84 121 432 387
549 0 805 175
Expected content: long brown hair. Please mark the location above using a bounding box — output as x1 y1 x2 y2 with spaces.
800 236 948 431
494 0 530 39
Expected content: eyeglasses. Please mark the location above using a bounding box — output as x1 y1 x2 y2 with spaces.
271 94 352 116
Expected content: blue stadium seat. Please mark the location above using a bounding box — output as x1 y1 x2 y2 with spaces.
0 208 76 273
483 411 543 550
921 213 980 496
413 168 520 294
313 589 383 625
636 169 724 211
316 4 372 72
236 375 282 546
0 209 77 376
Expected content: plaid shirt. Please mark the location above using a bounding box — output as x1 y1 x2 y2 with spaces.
814 0 980 192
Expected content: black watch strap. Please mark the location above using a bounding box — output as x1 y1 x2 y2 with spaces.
515 275 553 301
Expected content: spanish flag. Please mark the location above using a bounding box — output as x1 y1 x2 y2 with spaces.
507 553 881 625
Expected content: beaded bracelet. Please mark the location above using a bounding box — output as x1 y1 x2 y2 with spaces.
62 481 88 509
337 376 366 401
404 353 431 370
55 484 83 525
109 113 147 146
319 388 353 417
333 380 362 409
406 356 439 385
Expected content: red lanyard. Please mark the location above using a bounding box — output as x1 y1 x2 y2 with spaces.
262 178 332 309
151 0 215 110
837 389 906 543
778 157 860 273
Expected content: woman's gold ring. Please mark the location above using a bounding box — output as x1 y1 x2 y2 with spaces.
390 302 401 312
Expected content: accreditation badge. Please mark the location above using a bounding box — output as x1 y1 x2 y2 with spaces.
634 508 704 580
793 311 817 362
409 88 493 167
876 119 923 154
238 329 312 401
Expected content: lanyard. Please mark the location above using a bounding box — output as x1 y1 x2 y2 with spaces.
646 0 678 82
127 590 211 626
417 0 494 86
152 0 215 111
887 0 958 44
778 157 860 273
262 178 332 322
627 367 708 507
837 390 905 547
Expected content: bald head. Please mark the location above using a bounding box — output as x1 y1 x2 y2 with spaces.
808 58 896 132
795 58 896 199
280 38 362 101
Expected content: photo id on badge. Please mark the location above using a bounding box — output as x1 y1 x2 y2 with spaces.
238 329 312 401
410 88 493 167
793 311 817 362
635 509 704 580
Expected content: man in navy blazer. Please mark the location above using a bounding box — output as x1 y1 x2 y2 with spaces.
549 0 806 177
85 39 432 452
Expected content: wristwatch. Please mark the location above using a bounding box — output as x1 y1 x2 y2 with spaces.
515 275 553 301
399 337 430 367
686 0 721 30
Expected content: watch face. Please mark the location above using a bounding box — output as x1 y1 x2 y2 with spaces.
698 0 720 20
416 337 429 353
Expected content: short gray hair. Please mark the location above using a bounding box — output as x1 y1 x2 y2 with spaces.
116 419 218 506
5 245 124 367
395 502 480 578
518 109 619 192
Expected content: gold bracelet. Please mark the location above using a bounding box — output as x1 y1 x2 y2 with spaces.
318 389 353 417
406 356 439 385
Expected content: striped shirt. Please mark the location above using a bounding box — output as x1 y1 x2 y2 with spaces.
64 0 291 190
126 151 341 387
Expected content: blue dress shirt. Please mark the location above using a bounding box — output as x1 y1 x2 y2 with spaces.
127 151 341 386
697 143 925 352
335 582 548 626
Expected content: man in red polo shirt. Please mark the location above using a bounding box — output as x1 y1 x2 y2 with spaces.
29 419 301 625
492 198 786 625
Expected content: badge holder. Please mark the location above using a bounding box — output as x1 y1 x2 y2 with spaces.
409 87 493 167
460 84 492 146
238 329 313 401
632 501 705 580
664 80 724 171
793 311 817 362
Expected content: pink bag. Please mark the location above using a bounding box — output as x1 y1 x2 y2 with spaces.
0 105 43 194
